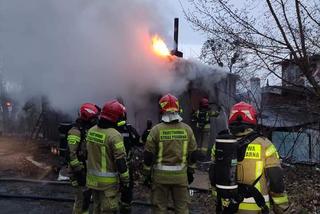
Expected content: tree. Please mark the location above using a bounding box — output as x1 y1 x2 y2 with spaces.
185 0 320 96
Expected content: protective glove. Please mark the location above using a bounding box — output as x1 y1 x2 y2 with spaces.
73 164 86 186
187 167 195 184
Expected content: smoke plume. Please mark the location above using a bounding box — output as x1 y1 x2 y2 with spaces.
0 0 229 116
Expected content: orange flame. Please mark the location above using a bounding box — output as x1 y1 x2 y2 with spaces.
151 35 170 57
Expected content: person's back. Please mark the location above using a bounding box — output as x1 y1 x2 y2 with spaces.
146 121 196 185
67 103 99 214
210 102 289 214
144 94 199 214
86 100 130 214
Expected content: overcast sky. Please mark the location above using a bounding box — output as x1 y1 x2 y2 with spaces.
158 0 206 58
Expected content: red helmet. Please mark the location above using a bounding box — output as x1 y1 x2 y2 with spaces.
100 100 126 123
200 98 209 108
79 103 99 121
159 94 179 113
228 102 257 125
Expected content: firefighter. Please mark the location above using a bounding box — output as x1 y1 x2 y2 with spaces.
209 102 289 213
141 119 152 144
192 98 220 159
67 103 100 214
143 93 198 214
116 107 142 213
86 100 130 214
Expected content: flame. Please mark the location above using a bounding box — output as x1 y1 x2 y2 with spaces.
151 35 170 57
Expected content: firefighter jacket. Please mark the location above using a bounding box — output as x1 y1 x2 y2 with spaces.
67 126 87 169
212 129 289 214
192 108 219 131
86 125 129 190
145 122 197 186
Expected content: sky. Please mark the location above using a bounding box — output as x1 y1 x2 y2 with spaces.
156 0 206 58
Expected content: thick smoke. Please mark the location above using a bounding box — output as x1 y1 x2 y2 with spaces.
0 0 177 111
0 0 229 119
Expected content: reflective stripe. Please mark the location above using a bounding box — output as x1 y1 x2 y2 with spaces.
243 195 269 203
266 144 279 158
216 184 238 190
70 159 80 166
87 174 118 186
211 144 216 159
87 169 117 177
154 164 185 171
101 146 106 173
255 161 263 191
216 139 238 143
117 120 126 127
121 133 130 137
157 142 163 163
239 202 270 211
182 141 188 164
272 195 288 204
115 141 125 150
120 170 129 179
67 135 81 145
200 147 208 152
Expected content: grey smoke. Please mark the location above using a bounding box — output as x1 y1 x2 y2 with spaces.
0 0 229 116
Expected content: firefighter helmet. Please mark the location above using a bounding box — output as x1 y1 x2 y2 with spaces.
79 103 99 121
100 100 126 123
228 102 257 125
200 98 209 108
159 94 179 113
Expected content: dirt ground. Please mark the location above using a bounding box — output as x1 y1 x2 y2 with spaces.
0 136 319 213
0 136 59 179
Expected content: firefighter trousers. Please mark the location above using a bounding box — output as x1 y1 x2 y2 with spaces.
92 189 119 214
197 130 211 158
152 182 189 214
72 185 91 214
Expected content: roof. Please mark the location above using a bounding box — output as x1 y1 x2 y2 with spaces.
260 106 320 128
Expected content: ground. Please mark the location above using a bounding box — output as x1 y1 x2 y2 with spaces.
0 136 319 213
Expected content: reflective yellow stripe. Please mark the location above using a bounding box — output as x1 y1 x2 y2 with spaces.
255 161 263 191
70 159 80 166
154 170 186 176
182 141 188 164
101 146 106 173
157 142 163 163
272 195 289 204
86 174 118 187
117 120 126 127
115 141 125 150
266 144 279 158
239 202 270 211
211 144 216 159
120 170 129 179
67 135 81 145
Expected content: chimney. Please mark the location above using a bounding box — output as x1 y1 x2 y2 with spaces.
170 18 183 58
250 77 261 110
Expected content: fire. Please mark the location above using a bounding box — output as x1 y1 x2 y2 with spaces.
151 35 170 57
